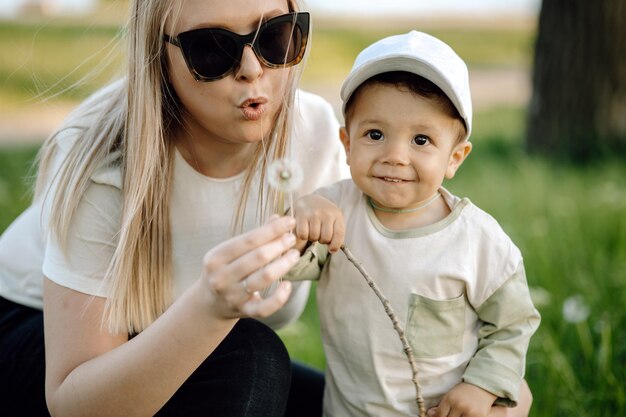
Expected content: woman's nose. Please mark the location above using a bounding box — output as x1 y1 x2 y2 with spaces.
235 45 263 82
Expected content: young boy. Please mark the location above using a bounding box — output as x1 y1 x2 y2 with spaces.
285 31 540 417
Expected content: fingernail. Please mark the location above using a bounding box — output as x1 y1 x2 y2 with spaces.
283 233 296 245
287 249 300 261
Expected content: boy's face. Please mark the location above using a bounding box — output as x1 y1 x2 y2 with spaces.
341 83 471 212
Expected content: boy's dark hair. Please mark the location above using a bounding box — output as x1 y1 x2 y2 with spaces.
344 71 467 142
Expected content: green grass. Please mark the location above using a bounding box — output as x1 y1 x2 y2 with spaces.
0 20 123 105
304 27 533 85
0 145 38 232
0 19 532 104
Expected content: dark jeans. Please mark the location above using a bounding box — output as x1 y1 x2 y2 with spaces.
0 296 48 416
0 296 324 417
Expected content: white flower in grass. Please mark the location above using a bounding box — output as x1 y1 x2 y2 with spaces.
268 158 303 193
529 286 551 308
562 295 590 324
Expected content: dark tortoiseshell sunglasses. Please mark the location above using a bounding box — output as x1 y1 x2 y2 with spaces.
164 12 310 81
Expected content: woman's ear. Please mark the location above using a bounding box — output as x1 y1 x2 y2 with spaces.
339 126 350 165
445 141 472 179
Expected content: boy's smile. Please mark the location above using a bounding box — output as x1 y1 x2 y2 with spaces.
341 83 471 216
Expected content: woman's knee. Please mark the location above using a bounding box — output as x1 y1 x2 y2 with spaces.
157 319 291 417
0 298 49 416
228 318 291 383
236 318 289 355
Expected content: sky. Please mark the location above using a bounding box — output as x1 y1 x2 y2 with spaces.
305 0 541 16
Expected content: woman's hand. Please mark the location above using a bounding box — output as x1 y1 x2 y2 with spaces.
200 215 301 320
292 195 345 253
44 215 300 417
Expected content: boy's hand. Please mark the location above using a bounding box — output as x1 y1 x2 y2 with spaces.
427 382 497 417
292 195 345 253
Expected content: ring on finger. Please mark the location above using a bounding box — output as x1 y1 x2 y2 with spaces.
242 277 253 295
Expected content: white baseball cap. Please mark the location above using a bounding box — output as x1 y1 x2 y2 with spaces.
341 30 472 140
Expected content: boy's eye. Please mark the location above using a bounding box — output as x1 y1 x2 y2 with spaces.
367 130 384 141
412 135 430 146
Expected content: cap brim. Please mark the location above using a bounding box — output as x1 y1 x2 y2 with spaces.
342 56 466 120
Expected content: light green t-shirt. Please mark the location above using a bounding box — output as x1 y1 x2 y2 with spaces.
286 179 540 416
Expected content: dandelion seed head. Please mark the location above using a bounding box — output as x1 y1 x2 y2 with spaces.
529 286 551 308
593 316 609 334
562 295 590 324
268 158 303 193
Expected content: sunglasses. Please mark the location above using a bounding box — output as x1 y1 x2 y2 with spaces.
164 12 310 82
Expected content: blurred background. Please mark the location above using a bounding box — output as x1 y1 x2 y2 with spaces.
0 1 624 415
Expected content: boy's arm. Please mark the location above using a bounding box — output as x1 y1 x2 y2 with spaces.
283 194 344 282
282 241 329 282
464 262 541 407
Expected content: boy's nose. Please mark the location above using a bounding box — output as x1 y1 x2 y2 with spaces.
381 140 410 165
235 45 263 82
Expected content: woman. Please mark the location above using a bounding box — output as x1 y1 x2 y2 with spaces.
0 0 345 415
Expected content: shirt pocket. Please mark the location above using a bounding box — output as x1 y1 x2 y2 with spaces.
406 293 466 358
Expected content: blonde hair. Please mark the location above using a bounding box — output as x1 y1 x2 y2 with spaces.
36 0 304 334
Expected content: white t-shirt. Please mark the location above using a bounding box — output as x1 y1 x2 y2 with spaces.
0 85 348 329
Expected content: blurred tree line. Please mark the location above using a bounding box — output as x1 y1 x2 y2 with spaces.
528 0 626 161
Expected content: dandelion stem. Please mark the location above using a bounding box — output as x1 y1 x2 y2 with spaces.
576 321 594 363
341 245 425 417
289 192 294 230
597 314 613 377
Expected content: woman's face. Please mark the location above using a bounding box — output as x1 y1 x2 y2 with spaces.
166 0 294 148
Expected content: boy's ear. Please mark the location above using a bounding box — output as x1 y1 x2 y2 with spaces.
339 126 350 165
446 141 472 179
